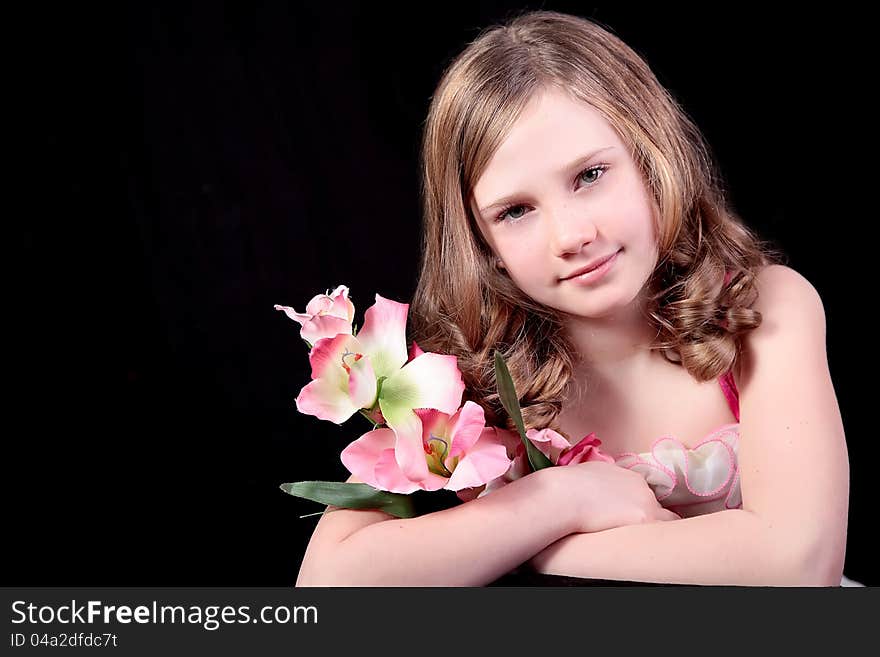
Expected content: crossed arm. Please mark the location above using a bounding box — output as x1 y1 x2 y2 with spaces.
529 508 838 586
529 266 850 586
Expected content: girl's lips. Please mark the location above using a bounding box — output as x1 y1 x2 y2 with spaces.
561 249 621 280
562 249 620 285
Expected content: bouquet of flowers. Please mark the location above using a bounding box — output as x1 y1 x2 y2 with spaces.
275 285 614 518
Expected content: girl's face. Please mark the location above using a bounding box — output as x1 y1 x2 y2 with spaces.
470 87 660 319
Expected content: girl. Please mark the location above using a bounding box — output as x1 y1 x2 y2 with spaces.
296 10 858 586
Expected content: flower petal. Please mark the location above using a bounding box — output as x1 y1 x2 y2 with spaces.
341 417 449 493
408 341 425 362
307 333 356 381
340 428 397 489
507 443 531 480
304 294 334 317
445 427 512 491
300 314 353 346
526 428 572 464
412 408 450 444
446 401 487 459
295 377 360 424
296 334 374 423
340 428 438 494
380 352 465 420
277 286 355 345
274 304 312 326
492 427 525 460
327 285 356 323
383 407 433 483
346 352 378 412
305 286 354 319
353 295 409 378
474 429 530 499
373 448 428 494
558 433 617 465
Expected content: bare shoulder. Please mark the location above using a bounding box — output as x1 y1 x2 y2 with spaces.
749 263 825 333
737 263 827 389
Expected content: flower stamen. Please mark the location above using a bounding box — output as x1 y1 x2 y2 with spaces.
340 348 363 375
425 434 453 477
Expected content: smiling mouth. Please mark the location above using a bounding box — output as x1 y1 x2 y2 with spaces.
561 249 621 281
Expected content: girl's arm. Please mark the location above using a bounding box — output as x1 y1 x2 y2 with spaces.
530 266 849 586
531 508 839 585
297 458 678 586
296 467 572 586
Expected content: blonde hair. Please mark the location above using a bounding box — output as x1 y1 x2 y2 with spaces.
409 10 786 438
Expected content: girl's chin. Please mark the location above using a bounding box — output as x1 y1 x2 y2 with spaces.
557 293 639 320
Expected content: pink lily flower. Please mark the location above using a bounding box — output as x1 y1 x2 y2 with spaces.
295 294 465 483
275 284 355 347
340 401 512 494
293 332 379 426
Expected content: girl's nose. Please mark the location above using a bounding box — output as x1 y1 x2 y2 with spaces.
547 206 598 257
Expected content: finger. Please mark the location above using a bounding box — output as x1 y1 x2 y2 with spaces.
660 509 681 521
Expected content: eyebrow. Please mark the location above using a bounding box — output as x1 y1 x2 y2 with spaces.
477 146 616 215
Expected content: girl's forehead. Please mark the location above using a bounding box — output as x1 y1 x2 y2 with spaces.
471 93 622 208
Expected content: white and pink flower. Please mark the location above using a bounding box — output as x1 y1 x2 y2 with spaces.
276 285 612 503
275 285 356 347
294 293 466 484
340 401 512 494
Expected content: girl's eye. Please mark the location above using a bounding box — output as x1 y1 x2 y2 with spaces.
497 204 528 222
578 165 606 186
494 164 609 223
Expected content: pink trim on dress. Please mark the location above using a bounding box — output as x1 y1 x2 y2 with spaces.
614 426 739 501
724 470 742 509
719 369 740 422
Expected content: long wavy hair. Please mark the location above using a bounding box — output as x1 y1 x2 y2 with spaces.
409 10 786 438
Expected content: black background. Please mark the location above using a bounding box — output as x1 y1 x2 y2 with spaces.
10 2 874 586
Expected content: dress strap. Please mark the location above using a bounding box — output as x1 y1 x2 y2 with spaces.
719 268 740 422
719 370 740 422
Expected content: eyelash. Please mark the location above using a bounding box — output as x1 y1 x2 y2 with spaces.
493 164 610 223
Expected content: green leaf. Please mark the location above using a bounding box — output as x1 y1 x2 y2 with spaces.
494 351 526 435
525 440 554 470
493 351 554 471
280 481 415 518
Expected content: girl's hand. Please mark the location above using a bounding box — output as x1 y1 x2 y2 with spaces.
551 461 680 535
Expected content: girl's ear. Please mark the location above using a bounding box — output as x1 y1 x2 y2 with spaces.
494 257 506 271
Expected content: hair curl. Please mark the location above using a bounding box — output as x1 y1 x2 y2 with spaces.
409 10 786 439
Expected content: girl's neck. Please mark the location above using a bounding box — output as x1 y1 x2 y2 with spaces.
563 289 668 402
565 302 657 368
